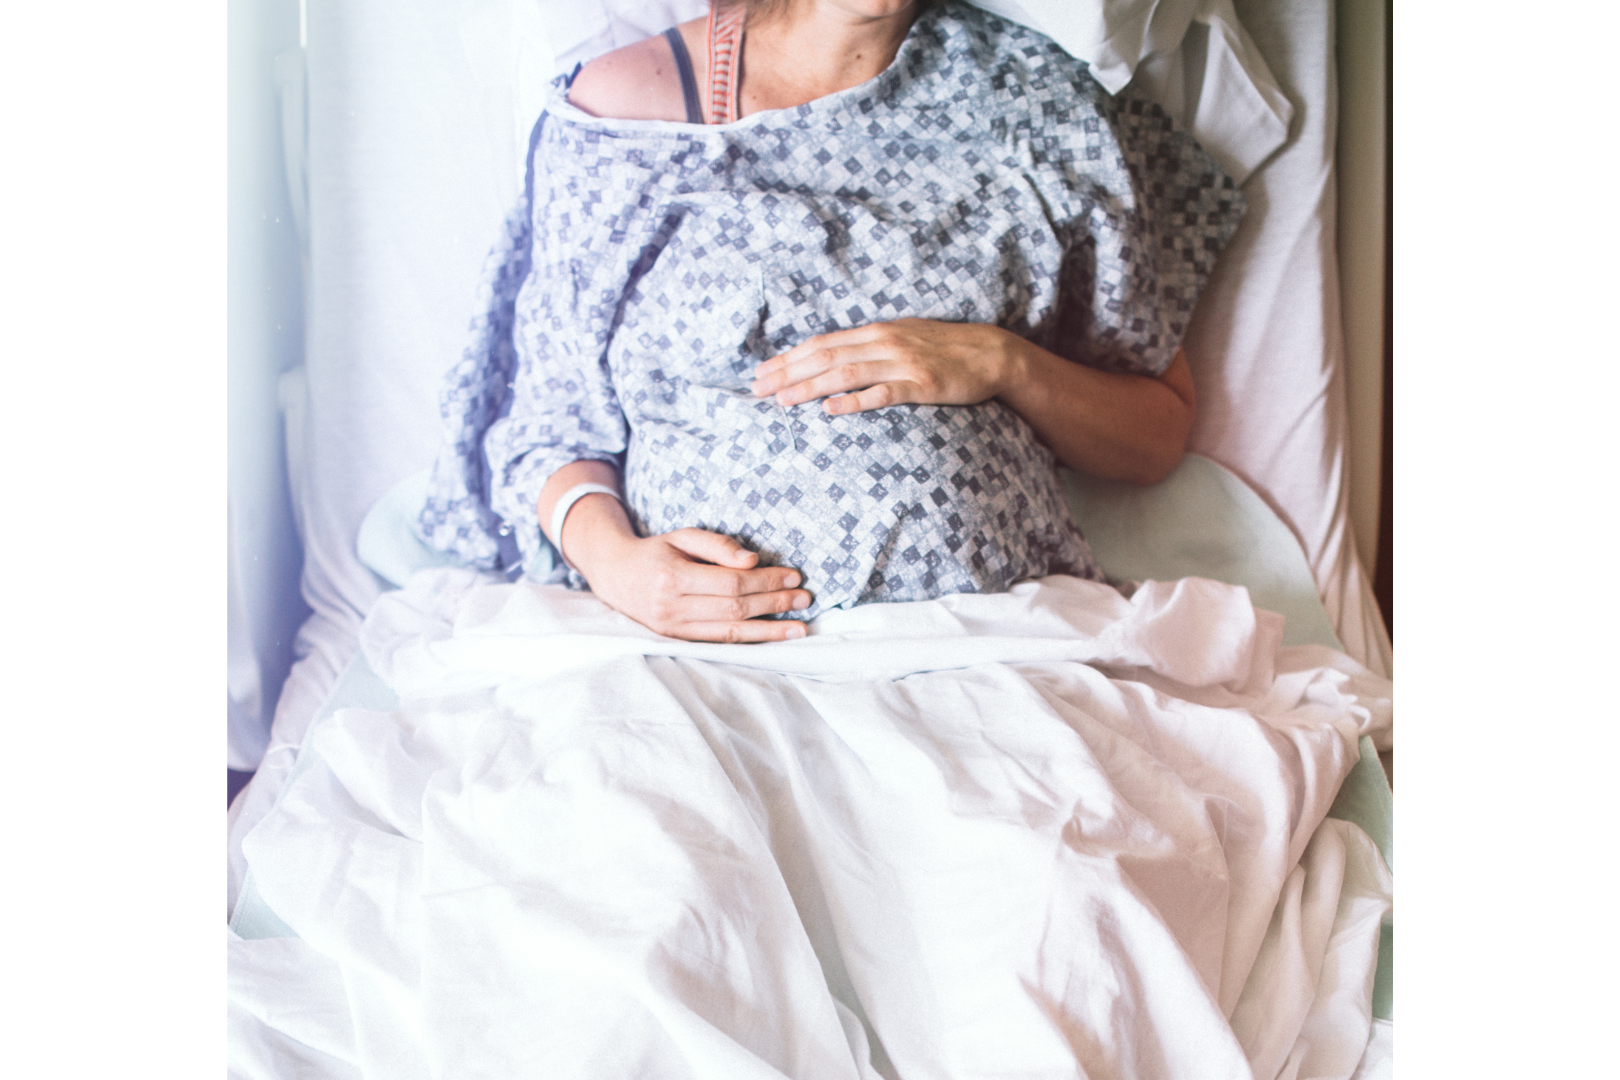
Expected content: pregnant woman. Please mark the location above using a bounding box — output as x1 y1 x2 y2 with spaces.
233 10 1391 1076
419 0 1244 641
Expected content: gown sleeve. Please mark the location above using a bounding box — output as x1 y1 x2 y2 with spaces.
418 103 638 579
481 117 636 578
1042 73 1247 378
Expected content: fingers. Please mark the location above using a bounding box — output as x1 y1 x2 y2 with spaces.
780 358 920 408
659 529 800 595
751 321 963 408
752 327 901 400
663 527 759 568
675 586 812 624
822 382 911 414
643 590 811 639
755 348 918 407
753 325 889 384
641 558 811 642
673 557 804 598
679 618 809 644
644 527 812 628
646 584 811 642
601 529 816 642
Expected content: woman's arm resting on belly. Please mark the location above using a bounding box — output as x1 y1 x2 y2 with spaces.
537 460 812 643
750 319 1195 486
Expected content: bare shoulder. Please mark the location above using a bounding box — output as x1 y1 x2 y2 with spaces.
566 20 707 122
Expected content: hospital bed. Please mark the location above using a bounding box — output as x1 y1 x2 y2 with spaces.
226 0 1392 1074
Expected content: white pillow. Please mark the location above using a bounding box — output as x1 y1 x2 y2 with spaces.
1115 0 1292 182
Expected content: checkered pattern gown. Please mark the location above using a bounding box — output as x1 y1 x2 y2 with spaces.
419 0 1244 617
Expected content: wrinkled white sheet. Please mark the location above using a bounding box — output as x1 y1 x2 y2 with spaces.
236 569 1390 1079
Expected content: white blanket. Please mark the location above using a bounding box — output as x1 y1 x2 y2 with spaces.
233 570 1391 1080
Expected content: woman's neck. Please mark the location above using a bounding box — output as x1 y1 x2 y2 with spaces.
738 1 921 115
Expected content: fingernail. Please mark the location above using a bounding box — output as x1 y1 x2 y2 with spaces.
783 572 800 588
785 623 806 638
792 592 810 610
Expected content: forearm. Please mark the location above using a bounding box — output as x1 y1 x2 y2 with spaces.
751 318 1195 486
996 336 1195 485
536 460 635 574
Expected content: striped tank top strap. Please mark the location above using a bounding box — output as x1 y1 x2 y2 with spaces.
706 1 745 125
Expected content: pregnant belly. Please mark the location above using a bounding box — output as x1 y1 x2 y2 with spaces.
622 393 1101 614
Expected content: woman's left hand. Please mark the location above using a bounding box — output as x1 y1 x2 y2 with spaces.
751 319 1019 414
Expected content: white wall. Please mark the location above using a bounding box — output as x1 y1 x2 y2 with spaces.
227 0 308 771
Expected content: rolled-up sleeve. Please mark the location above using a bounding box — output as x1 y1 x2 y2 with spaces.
1046 83 1246 378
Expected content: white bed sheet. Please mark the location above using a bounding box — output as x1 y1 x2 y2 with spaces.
233 568 1390 1080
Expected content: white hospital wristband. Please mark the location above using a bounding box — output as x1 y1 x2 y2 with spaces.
548 482 622 566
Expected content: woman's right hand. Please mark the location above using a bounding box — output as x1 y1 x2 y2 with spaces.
567 518 812 643
539 461 811 642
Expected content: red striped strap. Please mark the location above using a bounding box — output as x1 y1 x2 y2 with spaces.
706 2 745 124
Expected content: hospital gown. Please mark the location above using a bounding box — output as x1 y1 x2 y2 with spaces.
419 0 1245 615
